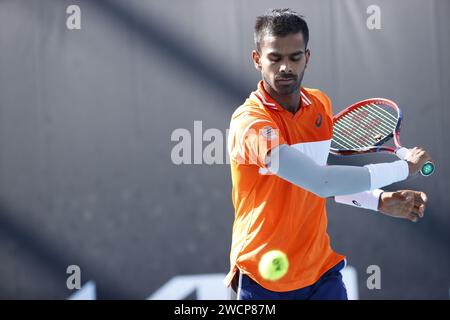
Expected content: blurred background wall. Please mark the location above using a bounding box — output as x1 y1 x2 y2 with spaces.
0 0 448 299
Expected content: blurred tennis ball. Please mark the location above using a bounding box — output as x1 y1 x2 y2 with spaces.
258 250 289 281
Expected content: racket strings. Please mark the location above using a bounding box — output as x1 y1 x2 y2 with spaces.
332 103 399 150
333 118 373 149
333 110 385 148
334 116 375 148
367 104 397 128
331 137 355 149
344 109 389 136
359 106 394 130
333 116 389 149
349 107 392 135
368 103 398 122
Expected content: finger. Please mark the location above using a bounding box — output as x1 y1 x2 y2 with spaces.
404 192 415 205
401 191 413 202
420 152 430 162
394 191 408 202
408 212 419 223
424 152 433 163
414 199 427 210
414 192 427 205
401 203 419 221
419 192 428 203
412 204 425 218
419 204 426 217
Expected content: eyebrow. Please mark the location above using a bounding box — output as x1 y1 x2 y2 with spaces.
267 50 305 57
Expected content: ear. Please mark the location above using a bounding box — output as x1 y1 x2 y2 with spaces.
305 48 311 68
252 50 262 71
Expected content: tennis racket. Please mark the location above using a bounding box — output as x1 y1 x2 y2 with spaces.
330 98 434 176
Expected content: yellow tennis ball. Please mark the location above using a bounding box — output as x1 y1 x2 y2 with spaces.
258 250 289 281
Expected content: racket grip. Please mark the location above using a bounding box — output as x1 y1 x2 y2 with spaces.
395 147 435 176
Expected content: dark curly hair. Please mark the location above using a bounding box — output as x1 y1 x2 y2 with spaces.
254 8 309 52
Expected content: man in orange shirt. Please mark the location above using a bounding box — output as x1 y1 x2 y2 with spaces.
225 8 431 300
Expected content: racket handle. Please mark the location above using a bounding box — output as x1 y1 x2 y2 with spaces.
420 161 435 176
395 147 435 176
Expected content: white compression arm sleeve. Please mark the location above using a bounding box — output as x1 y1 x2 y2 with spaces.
267 144 408 198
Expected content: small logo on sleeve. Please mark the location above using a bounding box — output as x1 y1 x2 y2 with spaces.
260 126 277 141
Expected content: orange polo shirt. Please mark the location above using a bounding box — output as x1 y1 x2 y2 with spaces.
224 81 345 292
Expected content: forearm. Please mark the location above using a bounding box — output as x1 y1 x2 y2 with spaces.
268 144 408 198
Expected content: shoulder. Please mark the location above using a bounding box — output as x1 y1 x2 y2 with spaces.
303 88 333 117
231 98 273 123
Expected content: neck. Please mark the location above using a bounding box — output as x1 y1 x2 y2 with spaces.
263 81 302 114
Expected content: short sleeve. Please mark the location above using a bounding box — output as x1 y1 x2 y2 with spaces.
228 110 286 168
313 90 333 119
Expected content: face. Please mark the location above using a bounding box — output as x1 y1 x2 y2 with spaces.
252 32 310 95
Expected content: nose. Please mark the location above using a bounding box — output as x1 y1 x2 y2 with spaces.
279 62 292 73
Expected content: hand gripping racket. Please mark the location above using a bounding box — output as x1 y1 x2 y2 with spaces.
330 98 434 176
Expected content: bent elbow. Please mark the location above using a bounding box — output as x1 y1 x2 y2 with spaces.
314 188 332 199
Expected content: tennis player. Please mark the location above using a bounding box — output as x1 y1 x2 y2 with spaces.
225 8 433 300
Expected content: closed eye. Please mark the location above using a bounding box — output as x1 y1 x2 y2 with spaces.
290 54 302 61
268 55 281 63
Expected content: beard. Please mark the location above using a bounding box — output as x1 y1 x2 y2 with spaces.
265 70 305 95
